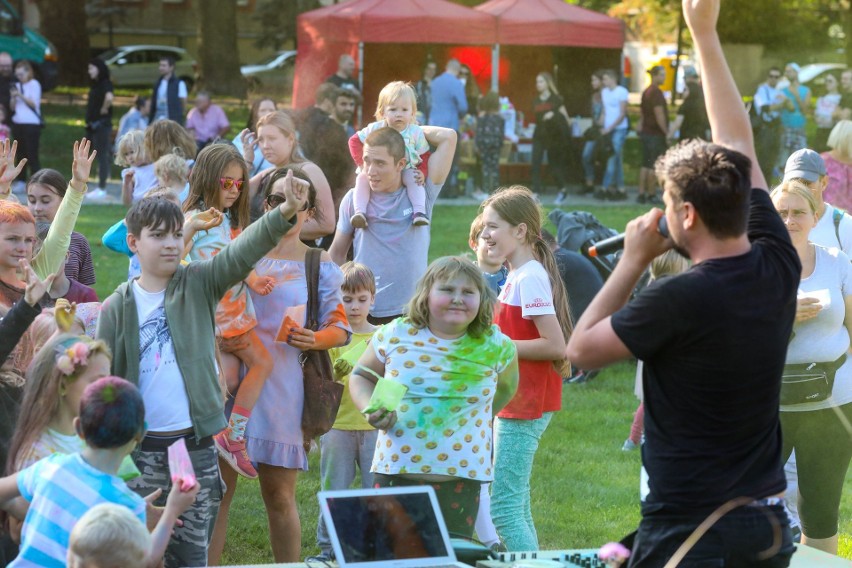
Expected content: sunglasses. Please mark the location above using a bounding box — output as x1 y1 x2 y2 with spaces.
768 74 781 79
220 177 244 192
266 193 309 211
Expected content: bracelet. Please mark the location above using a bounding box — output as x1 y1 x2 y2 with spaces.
353 364 384 384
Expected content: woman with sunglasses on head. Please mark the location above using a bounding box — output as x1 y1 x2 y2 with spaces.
244 110 335 241
209 166 350 564
181 143 277 482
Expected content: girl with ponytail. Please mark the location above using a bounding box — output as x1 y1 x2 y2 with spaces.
479 185 572 551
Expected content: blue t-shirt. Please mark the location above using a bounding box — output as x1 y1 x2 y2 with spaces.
12 453 146 568
780 85 809 129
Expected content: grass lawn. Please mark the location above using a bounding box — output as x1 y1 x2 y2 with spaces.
74 200 852 564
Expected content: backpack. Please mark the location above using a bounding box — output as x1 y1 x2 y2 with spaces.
548 208 651 295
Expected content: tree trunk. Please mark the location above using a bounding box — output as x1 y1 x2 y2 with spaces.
196 0 246 98
33 0 90 87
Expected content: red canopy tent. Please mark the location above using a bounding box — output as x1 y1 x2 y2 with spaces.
476 0 624 50
473 0 625 117
292 0 497 114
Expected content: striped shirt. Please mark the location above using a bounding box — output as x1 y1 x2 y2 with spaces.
66 231 95 286
12 453 145 567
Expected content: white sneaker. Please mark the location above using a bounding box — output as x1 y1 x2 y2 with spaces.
554 191 567 206
471 190 489 201
84 188 108 202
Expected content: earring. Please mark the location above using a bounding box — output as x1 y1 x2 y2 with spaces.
59 380 67 397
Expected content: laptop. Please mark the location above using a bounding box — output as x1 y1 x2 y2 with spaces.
318 486 471 568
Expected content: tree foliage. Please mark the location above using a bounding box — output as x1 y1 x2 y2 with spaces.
253 0 320 52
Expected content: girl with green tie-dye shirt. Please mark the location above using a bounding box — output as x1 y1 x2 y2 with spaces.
349 256 519 538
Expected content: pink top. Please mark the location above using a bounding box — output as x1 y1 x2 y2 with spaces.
185 103 230 143
822 152 852 213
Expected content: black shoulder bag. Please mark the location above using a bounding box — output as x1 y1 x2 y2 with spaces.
300 248 344 442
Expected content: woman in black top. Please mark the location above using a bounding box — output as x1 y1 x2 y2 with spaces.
531 72 571 199
85 58 114 193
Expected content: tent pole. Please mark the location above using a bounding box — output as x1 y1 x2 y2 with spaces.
491 44 499 93
358 41 364 127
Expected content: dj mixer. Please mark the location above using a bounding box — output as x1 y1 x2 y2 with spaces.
476 549 608 568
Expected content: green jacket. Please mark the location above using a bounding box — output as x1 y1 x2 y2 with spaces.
96 207 294 440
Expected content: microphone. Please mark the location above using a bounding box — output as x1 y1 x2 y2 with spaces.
588 217 669 258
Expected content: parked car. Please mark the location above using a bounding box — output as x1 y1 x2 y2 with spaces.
241 51 296 93
777 63 848 96
0 0 58 90
98 45 196 90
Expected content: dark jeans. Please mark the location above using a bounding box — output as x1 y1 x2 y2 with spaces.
628 503 793 567
755 123 781 186
87 122 112 189
531 137 567 194
11 123 40 180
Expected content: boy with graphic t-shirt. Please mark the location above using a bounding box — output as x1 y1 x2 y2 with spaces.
97 177 307 567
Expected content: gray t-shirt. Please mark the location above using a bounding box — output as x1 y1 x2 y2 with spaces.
337 178 443 316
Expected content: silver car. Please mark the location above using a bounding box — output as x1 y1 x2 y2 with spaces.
241 50 296 93
99 45 196 89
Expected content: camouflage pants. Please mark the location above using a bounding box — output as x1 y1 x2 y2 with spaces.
129 435 224 568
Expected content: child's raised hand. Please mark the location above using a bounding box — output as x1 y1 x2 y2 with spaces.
0 139 25 187
70 138 97 193
187 207 224 232
277 169 308 219
20 258 56 307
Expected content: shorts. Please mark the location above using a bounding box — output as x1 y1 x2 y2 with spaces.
640 133 668 169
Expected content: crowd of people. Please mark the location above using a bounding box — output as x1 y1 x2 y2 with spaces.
0 1 850 566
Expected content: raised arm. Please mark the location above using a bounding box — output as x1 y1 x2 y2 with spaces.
421 126 457 185
32 139 96 279
204 170 304 299
683 0 766 190
299 162 335 240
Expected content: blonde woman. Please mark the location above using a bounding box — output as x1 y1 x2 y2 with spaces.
771 180 852 555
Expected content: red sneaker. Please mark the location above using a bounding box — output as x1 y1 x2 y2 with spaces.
214 430 258 479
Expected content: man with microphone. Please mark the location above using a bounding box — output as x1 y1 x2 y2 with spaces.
566 0 799 565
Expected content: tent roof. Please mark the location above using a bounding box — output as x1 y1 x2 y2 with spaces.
298 0 497 45
475 0 623 48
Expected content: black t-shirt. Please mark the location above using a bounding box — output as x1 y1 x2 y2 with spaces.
554 249 603 323
678 83 709 141
640 85 667 136
532 93 566 142
86 79 114 124
611 189 800 515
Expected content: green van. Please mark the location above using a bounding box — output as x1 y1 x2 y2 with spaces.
0 0 58 89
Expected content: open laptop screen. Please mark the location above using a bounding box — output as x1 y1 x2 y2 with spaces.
324 490 452 564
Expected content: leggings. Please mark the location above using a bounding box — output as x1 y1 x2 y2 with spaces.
780 402 852 538
373 473 482 538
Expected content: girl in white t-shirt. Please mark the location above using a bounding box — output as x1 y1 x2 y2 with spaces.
479 185 573 550
349 256 519 538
